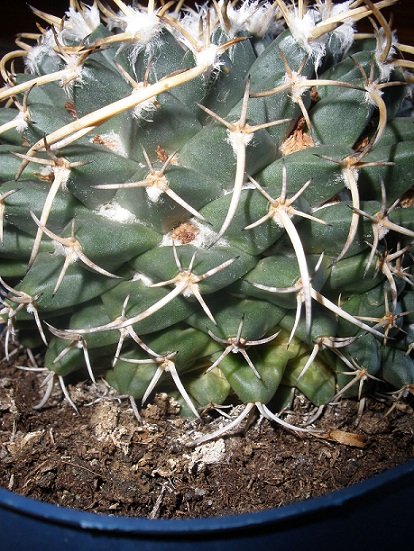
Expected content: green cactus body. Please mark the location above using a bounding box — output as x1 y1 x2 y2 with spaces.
1 0 413 441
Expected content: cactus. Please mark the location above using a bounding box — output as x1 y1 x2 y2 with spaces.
0 0 413 443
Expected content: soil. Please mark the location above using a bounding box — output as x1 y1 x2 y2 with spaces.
1 343 414 520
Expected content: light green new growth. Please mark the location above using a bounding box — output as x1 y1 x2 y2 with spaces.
0 0 413 444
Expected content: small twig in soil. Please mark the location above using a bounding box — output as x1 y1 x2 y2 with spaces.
149 482 168 519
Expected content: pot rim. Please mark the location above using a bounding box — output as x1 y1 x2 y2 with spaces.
0 459 413 535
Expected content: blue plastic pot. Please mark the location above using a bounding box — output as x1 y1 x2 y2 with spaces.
0 459 413 551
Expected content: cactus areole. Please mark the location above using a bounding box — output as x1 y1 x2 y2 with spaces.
0 0 413 445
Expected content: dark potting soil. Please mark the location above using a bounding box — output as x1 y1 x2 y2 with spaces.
1 343 413 519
